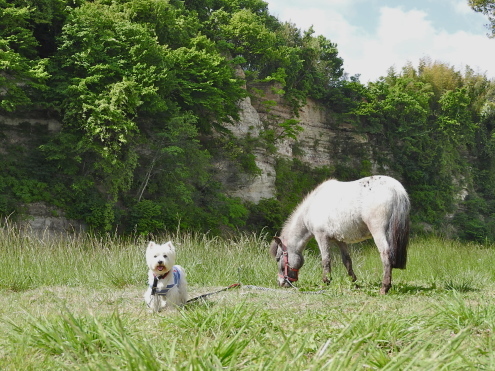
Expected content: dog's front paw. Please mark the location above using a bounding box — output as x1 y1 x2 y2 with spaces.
144 295 161 312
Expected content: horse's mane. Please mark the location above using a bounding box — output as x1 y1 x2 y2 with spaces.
280 179 334 234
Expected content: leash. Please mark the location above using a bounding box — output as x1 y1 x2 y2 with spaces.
185 283 329 304
243 284 329 295
186 283 241 303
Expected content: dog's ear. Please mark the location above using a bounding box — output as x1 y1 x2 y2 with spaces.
147 241 156 249
165 241 175 251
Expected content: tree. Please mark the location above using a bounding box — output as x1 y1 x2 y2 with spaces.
356 68 461 225
354 59 495 240
42 0 249 231
469 0 495 36
0 0 50 112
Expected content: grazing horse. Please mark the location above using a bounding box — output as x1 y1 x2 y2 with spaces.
270 175 410 294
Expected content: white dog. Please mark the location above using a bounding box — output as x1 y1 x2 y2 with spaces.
144 241 188 312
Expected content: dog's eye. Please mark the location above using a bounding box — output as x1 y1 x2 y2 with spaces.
163 255 167 258
154 255 158 258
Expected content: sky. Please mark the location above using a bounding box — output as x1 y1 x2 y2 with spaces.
264 0 495 83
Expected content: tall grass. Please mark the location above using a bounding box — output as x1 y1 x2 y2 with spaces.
2 224 495 369
0 224 145 290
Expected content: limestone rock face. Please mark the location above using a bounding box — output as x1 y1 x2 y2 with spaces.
0 115 61 131
229 156 277 203
2 86 372 230
18 202 86 236
223 92 370 203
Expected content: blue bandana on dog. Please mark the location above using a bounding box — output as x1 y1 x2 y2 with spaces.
150 266 181 296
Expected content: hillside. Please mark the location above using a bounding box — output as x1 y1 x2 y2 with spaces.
1 0 495 241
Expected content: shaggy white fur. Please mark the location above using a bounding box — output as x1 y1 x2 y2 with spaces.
144 241 188 312
270 175 410 295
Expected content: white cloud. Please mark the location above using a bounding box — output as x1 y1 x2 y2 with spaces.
454 0 475 15
364 8 435 77
264 0 495 82
343 7 495 81
376 8 433 44
337 7 434 81
271 6 349 36
432 30 494 74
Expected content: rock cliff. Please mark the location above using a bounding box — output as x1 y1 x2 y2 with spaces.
1 89 373 233
224 89 372 203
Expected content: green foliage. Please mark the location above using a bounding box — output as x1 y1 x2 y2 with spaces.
333 160 372 181
438 87 476 145
2 0 495 243
36 0 248 231
214 10 345 113
168 37 247 132
129 199 164 236
124 0 199 48
453 195 493 242
470 0 495 36
245 198 284 235
354 62 495 233
277 118 303 140
0 0 50 112
0 0 350 236
219 8 277 70
0 123 56 215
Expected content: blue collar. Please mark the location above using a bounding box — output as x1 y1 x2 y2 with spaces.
150 266 181 296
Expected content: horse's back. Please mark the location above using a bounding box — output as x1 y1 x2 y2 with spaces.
357 176 408 210
302 175 408 243
307 175 405 212
357 176 409 227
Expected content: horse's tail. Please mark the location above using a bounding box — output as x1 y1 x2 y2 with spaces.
387 189 410 269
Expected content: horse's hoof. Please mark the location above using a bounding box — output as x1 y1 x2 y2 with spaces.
380 286 391 294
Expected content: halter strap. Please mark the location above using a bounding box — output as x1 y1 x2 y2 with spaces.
150 266 181 296
277 239 299 283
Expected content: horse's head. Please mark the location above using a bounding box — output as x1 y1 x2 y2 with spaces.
271 236 303 287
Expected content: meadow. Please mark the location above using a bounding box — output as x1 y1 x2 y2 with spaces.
1 225 495 370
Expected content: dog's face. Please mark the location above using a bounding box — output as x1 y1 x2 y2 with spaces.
146 241 176 276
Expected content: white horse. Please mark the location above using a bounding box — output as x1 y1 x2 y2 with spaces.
270 175 410 294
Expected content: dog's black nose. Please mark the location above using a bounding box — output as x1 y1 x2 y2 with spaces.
158 260 163 265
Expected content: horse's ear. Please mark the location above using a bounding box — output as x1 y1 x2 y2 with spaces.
270 236 282 257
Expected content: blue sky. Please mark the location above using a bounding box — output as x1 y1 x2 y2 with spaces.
264 0 495 83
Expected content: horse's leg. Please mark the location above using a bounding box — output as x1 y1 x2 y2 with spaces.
336 241 357 283
372 232 392 294
380 252 392 295
314 233 331 284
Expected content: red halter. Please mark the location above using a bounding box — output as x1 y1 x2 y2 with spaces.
277 239 299 283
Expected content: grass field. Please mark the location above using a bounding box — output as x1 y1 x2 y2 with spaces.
1 225 495 370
